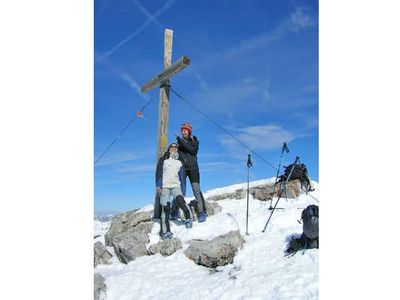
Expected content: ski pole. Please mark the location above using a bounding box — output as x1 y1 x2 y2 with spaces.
246 153 253 235
262 156 299 233
269 143 289 209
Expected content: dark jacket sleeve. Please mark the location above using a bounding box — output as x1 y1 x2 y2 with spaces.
179 164 186 196
177 136 199 155
155 157 164 188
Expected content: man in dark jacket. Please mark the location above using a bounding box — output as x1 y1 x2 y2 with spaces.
175 122 207 222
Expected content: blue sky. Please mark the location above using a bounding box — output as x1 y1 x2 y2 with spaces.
94 0 318 214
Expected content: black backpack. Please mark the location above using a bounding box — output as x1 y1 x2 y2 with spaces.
280 163 307 181
301 205 319 239
285 205 319 256
279 163 313 192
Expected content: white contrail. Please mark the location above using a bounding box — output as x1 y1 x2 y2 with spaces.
96 54 150 101
98 0 176 61
133 0 163 27
133 0 210 92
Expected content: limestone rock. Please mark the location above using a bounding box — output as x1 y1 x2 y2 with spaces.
275 180 302 199
94 241 113 267
105 210 152 246
94 273 106 300
110 222 152 264
104 209 153 264
148 237 182 256
184 230 245 268
205 180 304 202
206 190 245 201
205 200 222 216
251 185 276 201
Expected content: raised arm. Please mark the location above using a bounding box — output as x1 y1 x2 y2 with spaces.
177 136 199 155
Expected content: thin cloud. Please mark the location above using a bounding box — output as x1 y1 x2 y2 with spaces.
94 151 144 167
200 161 237 173
98 0 177 61
189 77 271 115
116 163 156 174
291 111 319 130
95 162 156 185
290 7 315 31
220 125 296 154
96 57 150 101
202 7 316 67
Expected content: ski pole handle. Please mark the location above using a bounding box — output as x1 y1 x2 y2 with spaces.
282 142 289 153
247 154 253 168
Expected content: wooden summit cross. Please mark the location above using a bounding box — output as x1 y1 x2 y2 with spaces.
140 29 190 161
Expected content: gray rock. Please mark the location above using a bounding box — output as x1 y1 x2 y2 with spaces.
275 180 302 199
205 200 222 216
206 190 245 201
205 180 304 202
105 210 152 246
94 273 106 300
110 222 152 264
148 237 182 256
251 185 276 201
104 209 154 264
184 230 245 268
94 241 113 267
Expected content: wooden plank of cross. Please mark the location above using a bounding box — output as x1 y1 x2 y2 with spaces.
140 28 190 161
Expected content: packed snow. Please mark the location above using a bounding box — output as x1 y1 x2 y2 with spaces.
94 179 319 300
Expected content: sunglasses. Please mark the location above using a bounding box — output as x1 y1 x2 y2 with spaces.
170 145 178 148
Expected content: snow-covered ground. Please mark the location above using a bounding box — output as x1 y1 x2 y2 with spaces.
95 179 319 300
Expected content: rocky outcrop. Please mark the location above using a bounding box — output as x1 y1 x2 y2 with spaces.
148 237 182 256
104 210 153 264
276 180 302 199
205 200 222 216
94 273 106 300
184 230 245 268
110 222 152 264
105 210 152 246
205 180 304 202
94 241 113 267
206 190 245 201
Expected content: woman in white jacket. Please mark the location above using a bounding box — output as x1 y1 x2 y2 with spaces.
155 143 193 240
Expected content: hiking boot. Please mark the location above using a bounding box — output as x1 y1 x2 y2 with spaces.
185 219 193 228
198 212 207 223
162 232 173 240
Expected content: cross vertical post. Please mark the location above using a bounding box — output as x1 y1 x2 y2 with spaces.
140 29 190 220
156 29 173 160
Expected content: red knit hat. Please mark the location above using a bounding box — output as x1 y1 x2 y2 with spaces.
181 122 192 135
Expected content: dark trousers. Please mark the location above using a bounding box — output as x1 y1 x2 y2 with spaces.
160 202 171 235
185 169 207 214
171 195 192 220
153 191 162 220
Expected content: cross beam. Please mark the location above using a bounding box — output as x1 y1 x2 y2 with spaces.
139 29 190 162
140 56 190 93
